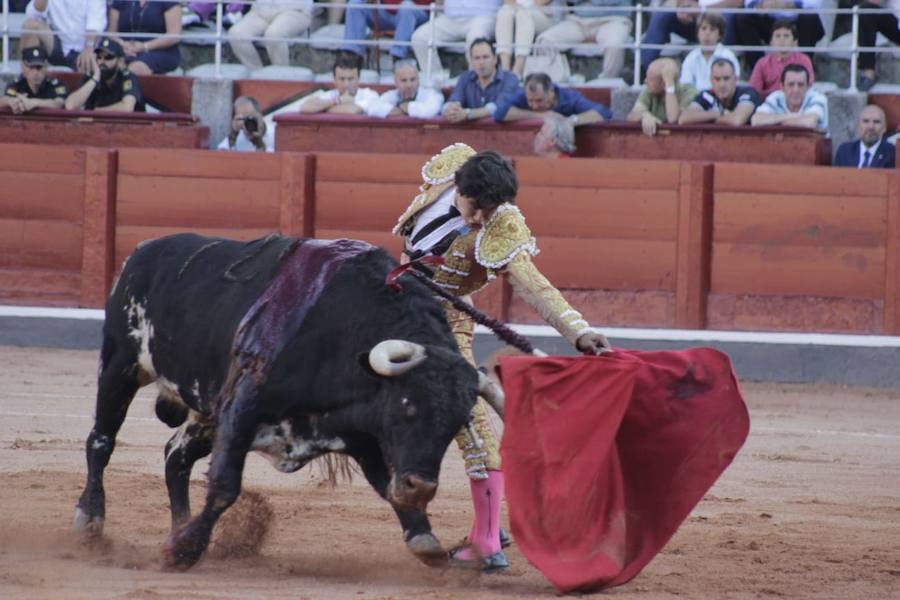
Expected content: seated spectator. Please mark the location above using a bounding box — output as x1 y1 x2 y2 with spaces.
495 71 612 123
182 2 246 28
411 0 502 75
368 60 444 118
228 0 313 70
495 0 559 78
65 38 145 112
640 0 740 72
679 12 740 91
751 64 826 130
442 38 519 123
857 1 900 91
533 116 576 158
341 0 429 64
535 0 632 80
218 96 274 152
748 18 815 100
106 1 182 75
324 0 348 25
22 0 107 74
299 53 380 115
627 57 697 136
679 58 758 125
833 104 896 168
734 0 824 70
0 46 68 114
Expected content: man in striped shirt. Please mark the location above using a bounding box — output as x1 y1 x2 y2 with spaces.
750 64 827 131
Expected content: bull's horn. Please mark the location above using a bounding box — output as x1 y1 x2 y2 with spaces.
478 371 505 420
369 340 427 376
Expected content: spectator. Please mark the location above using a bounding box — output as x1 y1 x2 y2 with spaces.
833 105 896 168
218 96 274 152
106 1 182 75
640 0 740 72
0 46 68 114
627 57 697 136
410 0 502 75
679 58 759 125
227 0 314 70
748 18 815 100
442 38 520 123
751 64 827 129
368 60 444 118
341 0 429 64
182 3 246 28
495 0 559 78
857 1 900 91
533 116 576 157
21 0 107 74
495 71 612 123
65 38 145 112
734 0 824 70
679 12 740 91
324 0 348 25
534 0 632 80
299 53 380 114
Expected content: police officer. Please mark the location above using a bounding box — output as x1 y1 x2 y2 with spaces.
65 38 145 112
0 46 68 114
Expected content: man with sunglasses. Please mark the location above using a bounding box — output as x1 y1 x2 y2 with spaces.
0 46 68 114
65 38 145 112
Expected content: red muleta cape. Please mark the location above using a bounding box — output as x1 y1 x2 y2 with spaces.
497 348 750 593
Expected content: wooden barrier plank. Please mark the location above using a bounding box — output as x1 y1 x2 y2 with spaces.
279 153 314 237
0 218 82 270
884 174 900 333
314 228 403 257
711 243 884 299
707 293 880 333
0 172 84 222
116 175 280 228
316 153 427 184
0 143 84 174
115 226 275 268
517 187 678 239
509 289 675 328
234 80 320 114
0 268 80 305
118 148 281 180
81 149 117 308
316 182 416 230
714 192 886 247
514 156 681 189
534 237 676 290
675 163 713 329
715 163 889 196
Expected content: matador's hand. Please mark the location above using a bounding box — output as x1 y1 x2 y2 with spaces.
576 332 612 355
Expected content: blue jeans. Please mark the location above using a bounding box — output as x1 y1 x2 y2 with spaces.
341 0 428 59
640 11 737 68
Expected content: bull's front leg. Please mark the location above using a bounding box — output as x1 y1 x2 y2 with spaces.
354 452 447 567
162 381 258 570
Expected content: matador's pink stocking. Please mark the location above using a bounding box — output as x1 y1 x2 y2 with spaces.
456 470 504 559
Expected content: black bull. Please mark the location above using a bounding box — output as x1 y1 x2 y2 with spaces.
74 233 479 569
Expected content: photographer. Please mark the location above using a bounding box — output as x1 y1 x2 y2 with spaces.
218 96 274 153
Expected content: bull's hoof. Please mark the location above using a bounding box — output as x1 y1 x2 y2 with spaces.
73 507 104 538
162 529 207 571
406 533 447 568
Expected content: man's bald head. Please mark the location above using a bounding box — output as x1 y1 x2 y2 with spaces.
645 58 679 95
858 105 887 146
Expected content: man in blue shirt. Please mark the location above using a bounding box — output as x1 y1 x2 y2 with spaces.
443 38 519 122
494 72 612 125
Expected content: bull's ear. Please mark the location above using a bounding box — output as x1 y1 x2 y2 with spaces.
358 352 380 378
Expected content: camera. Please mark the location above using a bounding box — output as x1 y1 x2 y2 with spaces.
242 116 259 133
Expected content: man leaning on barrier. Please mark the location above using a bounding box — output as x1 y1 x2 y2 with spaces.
495 71 612 125
0 46 68 114
678 58 758 126
442 38 519 124
368 60 444 119
64 38 145 112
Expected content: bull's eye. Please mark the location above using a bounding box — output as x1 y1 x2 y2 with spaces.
400 397 417 418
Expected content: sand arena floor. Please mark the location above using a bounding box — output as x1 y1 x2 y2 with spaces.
1 345 898 600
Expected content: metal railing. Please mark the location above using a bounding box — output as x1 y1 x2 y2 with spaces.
1 0 897 91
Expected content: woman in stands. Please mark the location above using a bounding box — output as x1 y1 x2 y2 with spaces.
107 1 182 75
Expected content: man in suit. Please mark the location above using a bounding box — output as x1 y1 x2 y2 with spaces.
834 105 896 169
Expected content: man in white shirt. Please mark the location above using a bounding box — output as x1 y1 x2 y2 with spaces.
299 53 380 115
367 60 444 119
410 0 502 74
21 0 106 74
218 96 275 153
751 64 827 130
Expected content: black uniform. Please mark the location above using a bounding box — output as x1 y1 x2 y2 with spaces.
81 69 145 112
4 75 68 101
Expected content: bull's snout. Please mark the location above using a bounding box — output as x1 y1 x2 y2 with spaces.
389 473 437 510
